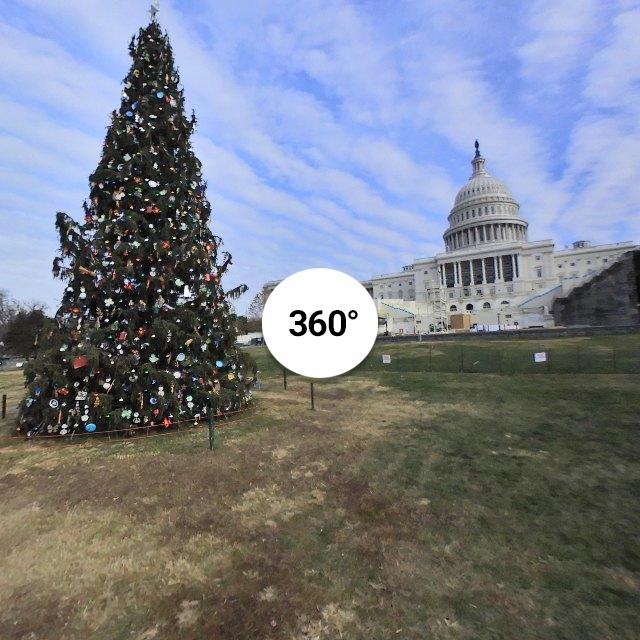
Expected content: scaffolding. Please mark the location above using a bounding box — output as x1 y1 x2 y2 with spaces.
426 286 449 333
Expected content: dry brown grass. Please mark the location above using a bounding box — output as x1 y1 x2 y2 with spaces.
1 363 639 640
0 374 433 640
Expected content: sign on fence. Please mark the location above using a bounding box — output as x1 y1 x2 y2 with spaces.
533 352 547 363
382 354 391 364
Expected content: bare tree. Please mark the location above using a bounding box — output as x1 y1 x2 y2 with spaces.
247 287 268 319
245 286 269 332
0 291 49 353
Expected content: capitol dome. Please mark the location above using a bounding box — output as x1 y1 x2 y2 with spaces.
443 141 528 252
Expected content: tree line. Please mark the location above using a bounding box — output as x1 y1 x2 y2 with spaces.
0 290 50 358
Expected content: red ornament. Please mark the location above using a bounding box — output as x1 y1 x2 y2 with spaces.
162 417 172 428
117 331 127 341
72 355 88 369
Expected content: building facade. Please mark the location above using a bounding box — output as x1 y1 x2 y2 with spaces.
364 142 637 332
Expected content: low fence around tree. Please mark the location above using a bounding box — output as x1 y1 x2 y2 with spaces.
249 335 640 376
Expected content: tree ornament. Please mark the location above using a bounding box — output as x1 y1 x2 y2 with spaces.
73 355 89 369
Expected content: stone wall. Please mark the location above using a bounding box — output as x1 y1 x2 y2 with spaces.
552 251 640 327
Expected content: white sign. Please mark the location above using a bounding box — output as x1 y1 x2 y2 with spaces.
533 352 547 363
262 268 379 378
382 354 391 364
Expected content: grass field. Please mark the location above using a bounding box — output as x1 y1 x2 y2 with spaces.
1 335 639 639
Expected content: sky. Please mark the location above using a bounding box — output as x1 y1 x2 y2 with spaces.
0 0 639 314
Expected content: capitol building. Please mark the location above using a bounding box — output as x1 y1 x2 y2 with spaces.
362 142 637 333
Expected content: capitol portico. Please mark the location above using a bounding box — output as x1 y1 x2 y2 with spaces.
363 142 637 333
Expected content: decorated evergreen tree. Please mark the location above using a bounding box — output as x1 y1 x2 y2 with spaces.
17 10 254 437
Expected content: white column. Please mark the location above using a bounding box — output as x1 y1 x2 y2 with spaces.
469 259 475 285
495 255 502 282
481 258 487 284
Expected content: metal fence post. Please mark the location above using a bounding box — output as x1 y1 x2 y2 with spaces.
310 383 315 410
283 367 287 390
1 394 6 420
208 408 215 450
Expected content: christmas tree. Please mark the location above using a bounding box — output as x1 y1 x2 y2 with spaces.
17 10 254 437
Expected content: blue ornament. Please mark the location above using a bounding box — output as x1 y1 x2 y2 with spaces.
156 91 165 99
126 110 134 117
132 101 139 110
150 397 158 405
85 423 97 432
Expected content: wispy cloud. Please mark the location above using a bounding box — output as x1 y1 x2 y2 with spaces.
0 0 638 313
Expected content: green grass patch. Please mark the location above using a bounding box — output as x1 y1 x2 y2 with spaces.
1 335 639 639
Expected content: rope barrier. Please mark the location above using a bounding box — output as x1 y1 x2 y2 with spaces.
10 407 247 440
7 411 254 448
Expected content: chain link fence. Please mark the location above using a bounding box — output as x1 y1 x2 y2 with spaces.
249 339 640 376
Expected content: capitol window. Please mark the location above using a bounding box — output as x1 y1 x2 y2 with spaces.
466 303 474 311
536 267 542 278
501 300 509 305
450 305 457 312
483 302 491 309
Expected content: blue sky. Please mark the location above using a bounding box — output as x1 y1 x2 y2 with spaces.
0 0 639 314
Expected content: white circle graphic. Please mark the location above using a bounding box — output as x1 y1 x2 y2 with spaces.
262 268 379 378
